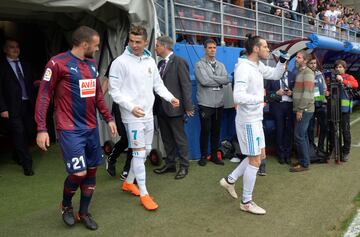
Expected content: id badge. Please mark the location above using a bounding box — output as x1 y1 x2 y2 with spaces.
314 87 320 97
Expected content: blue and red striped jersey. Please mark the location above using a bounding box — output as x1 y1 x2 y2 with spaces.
35 51 113 131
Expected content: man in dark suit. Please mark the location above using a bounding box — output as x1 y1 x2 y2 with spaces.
265 64 295 165
153 36 194 179
0 38 35 176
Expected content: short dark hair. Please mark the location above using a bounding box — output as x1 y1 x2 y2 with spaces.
129 25 148 40
244 34 264 54
3 37 19 48
71 26 99 46
203 39 216 48
335 59 347 69
309 54 317 62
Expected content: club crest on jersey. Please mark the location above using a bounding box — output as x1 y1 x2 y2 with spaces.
43 68 52 81
79 79 96 98
148 67 152 76
91 66 99 77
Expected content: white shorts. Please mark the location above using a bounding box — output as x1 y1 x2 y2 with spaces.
124 121 154 151
235 121 265 156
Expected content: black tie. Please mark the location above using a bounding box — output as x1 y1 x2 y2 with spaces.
159 60 167 77
14 60 28 99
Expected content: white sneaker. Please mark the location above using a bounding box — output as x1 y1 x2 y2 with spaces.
219 178 238 199
230 157 241 163
240 201 266 215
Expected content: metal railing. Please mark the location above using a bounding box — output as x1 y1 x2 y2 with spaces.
157 0 359 44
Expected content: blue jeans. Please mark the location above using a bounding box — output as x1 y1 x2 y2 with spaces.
294 112 313 168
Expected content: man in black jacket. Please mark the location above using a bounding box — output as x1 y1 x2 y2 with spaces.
153 36 194 179
0 38 35 176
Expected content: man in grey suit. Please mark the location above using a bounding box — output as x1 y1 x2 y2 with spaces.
153 36 194 179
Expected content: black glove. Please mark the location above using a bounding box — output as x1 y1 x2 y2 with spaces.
279 50 289 63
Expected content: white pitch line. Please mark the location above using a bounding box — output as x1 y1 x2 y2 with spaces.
344 210 360 237
343 116 360 237
350 116 360 126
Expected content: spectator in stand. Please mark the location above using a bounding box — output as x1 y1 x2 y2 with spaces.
316 8 326 21
307 0 317 16
306 11 316 26
322 15 331 35
340 17 350 30
324 2 342 36
274 8 283 17
232 0 244 7
291 0 300 21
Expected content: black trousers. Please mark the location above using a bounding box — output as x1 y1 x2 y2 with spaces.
158 111 189 168
270 102 293 161
198 105 223 159
341 112 351 155
308 106 327 151
108 103 132 172
9 100 34 170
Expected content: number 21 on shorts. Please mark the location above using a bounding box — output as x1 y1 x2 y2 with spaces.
71 155 86 170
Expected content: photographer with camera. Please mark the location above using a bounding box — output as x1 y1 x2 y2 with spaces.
333 60 358 162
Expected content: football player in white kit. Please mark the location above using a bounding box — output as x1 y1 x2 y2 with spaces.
220 34 286 215
109 25 179 211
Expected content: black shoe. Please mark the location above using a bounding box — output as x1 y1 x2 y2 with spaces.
198 158 207 166
120 171 128 180
211 158 224 165
175 167 188 180
105 158 116 177
289 164 309 172
23 168 34 176
341 153 349 162
278 158 285 164
153 165 176 174
77 213 98 230
284 158 291 165
60 204 76 227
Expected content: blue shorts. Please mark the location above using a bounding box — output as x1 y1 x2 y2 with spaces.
58 128 103 174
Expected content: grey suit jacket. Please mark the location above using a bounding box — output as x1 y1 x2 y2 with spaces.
156 54 193 117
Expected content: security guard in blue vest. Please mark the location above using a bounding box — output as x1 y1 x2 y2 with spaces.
307 58 328 153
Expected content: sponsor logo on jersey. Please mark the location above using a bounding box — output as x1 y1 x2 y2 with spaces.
43 68 52 81
79 79 96 98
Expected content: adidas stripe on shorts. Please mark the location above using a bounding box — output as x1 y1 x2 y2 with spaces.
235 120 265 156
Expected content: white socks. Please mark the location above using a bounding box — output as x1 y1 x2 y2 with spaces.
129 150 148 196
242 164 259 203
227 157 249 183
